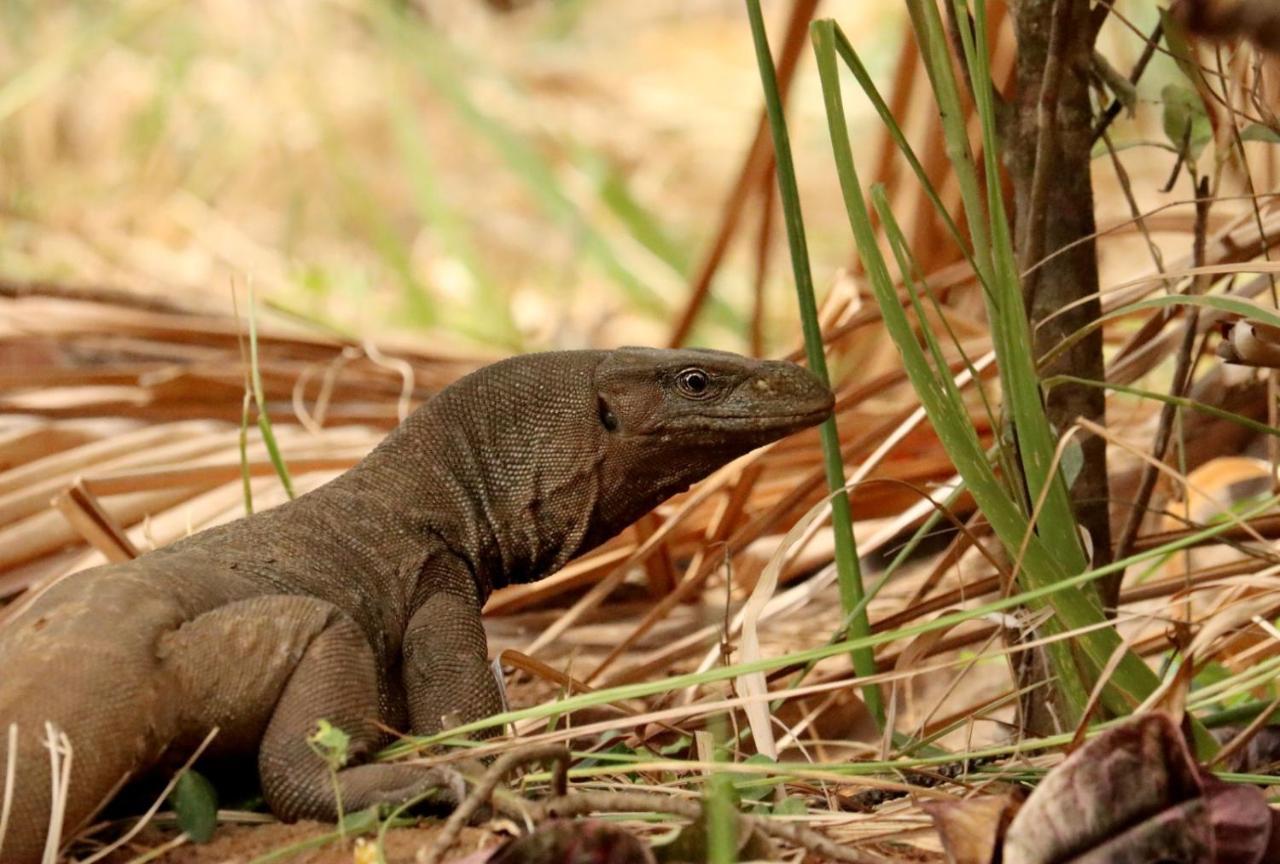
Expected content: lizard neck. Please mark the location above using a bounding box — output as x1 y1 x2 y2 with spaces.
340 352 613 598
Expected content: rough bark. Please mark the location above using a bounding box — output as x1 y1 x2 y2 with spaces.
1005 0 1113 736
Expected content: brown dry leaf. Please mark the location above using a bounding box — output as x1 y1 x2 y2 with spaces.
1003 713 1279 864
922 794 1021 864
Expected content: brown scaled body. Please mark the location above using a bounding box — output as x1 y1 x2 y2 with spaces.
0 347 832 863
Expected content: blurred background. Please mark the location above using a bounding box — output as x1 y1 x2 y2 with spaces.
1 0 1190 355
0 0 915 356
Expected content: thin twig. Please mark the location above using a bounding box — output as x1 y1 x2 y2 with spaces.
1091 19 1164 144
1113 178 1214 567
534 791 890 864
418 744 570 864
1102 131 1171 291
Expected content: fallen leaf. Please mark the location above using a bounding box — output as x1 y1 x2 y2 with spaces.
1003 713 1278 864
923 794 1021 864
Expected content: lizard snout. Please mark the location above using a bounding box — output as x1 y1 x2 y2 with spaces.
750 361 834 424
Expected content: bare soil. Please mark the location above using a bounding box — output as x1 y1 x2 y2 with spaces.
98 821 499 864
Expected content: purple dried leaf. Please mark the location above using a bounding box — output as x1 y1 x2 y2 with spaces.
1002 713 1278 864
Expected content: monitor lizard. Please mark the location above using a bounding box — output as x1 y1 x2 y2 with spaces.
0 346 833 862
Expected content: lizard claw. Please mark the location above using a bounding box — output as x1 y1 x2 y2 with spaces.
419 765 467 809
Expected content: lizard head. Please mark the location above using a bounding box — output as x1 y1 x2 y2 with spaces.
593 347 833 449
587 347 833 531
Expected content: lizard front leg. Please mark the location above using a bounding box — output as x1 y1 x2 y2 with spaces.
163 595 459 822
401 564 504 738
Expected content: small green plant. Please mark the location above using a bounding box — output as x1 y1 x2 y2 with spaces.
307 719 351 840
705 723 738 864
168 768 217 844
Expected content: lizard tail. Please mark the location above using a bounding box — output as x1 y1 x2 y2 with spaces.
0 568 181 863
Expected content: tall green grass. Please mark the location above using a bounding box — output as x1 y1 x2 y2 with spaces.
381 0 1280 778
742 0 882 727
366 2 745 344
808 4 1170 733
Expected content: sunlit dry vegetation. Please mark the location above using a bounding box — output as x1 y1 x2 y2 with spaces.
4 0 1280 861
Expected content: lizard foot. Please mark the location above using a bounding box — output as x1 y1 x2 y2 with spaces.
267 762 467 821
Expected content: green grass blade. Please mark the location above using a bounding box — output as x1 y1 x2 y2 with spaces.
744 0 882 726
951 0 1090 575
827 25 973 272
901 1 995 290
247 286 295 500
811 18 1171 724
1048 292 1280 364
1047 374 1280 439
239 391 254 516
707 723 738 864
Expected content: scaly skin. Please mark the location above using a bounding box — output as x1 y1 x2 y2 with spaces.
0 347 832 862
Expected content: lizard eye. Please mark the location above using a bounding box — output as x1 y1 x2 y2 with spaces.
676 368 712 399
597 396 619 432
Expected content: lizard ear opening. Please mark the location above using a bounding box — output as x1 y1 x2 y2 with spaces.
597 396 619 432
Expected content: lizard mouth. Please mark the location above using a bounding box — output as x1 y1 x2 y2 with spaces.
664 405 832 434
710 383 836 430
